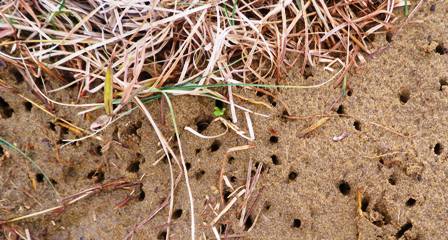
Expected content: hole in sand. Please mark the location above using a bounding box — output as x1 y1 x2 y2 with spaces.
195 169 205 180
195 148 201 154
9 68 24 84
361 197 369 212
388 174 397 185
354 120 362 131
251 170 256 177
126 161 140 173
292 218 302 228
271 154 280 165
35 173 44 183
185 162 191 171
256 91 265 97
127 121 142 136
372 220 383 227
395 222 413 239
215 99 224 109
218 224 228 234
230 176 237 183
23 102 32 112
269 136 279 143
364 34 376 43
244 215 254 231
196 117 212 133
48 122 56 132
439 78 447 91
0 97 14 119
399 88 410 104
49 178 58 185
228 156 235 164
264 202 271 211
87 170 105 183
172 209 183 219
338 180 351 195
255 161 265 173
434 143 443 155
386 32 393 43
61 71 78 88
288 171 298 181
336 105 345 115
304 65 313 79
435 43 448 55
161 153 174 165
430 4 436 12
267 95 277 107
223 190 231 203
157 231 167 240
406 198 416 207
138 189 145 201
34 76 45 89
347 89 353 96
210 140 221 152
93 145 103 156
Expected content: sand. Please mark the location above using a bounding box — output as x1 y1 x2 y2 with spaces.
1 1 448 239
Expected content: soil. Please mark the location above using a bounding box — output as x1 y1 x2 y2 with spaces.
1 1 448 239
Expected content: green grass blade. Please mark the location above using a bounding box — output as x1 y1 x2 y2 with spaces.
231 0 238 26
404 0 409 16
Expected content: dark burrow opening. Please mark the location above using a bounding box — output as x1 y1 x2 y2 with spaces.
210 140 221 152
405 198 416 207
172 209 183 219
292 218 302 228
271 154 280 165
87 170 105 183
399 88 410 104
395 222 413 239
434 143 443 155
0 97 14 119
338 180 351 195
126 161 140 173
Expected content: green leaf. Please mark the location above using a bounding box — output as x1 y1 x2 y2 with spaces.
213 107 225 117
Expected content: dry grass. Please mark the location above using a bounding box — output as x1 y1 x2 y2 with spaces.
0 1 405 106
0 0 418 239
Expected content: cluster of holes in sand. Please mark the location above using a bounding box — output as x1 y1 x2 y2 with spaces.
194 80 448 235
338 179 416 236
193 119 307 232
330 87 446 236
2 54 447 238
144 20 445 235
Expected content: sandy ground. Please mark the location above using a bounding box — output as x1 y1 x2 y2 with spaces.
1 1 448 239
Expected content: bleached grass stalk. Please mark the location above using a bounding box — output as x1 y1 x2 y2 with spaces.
163 93 196 240
134 95 195 239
